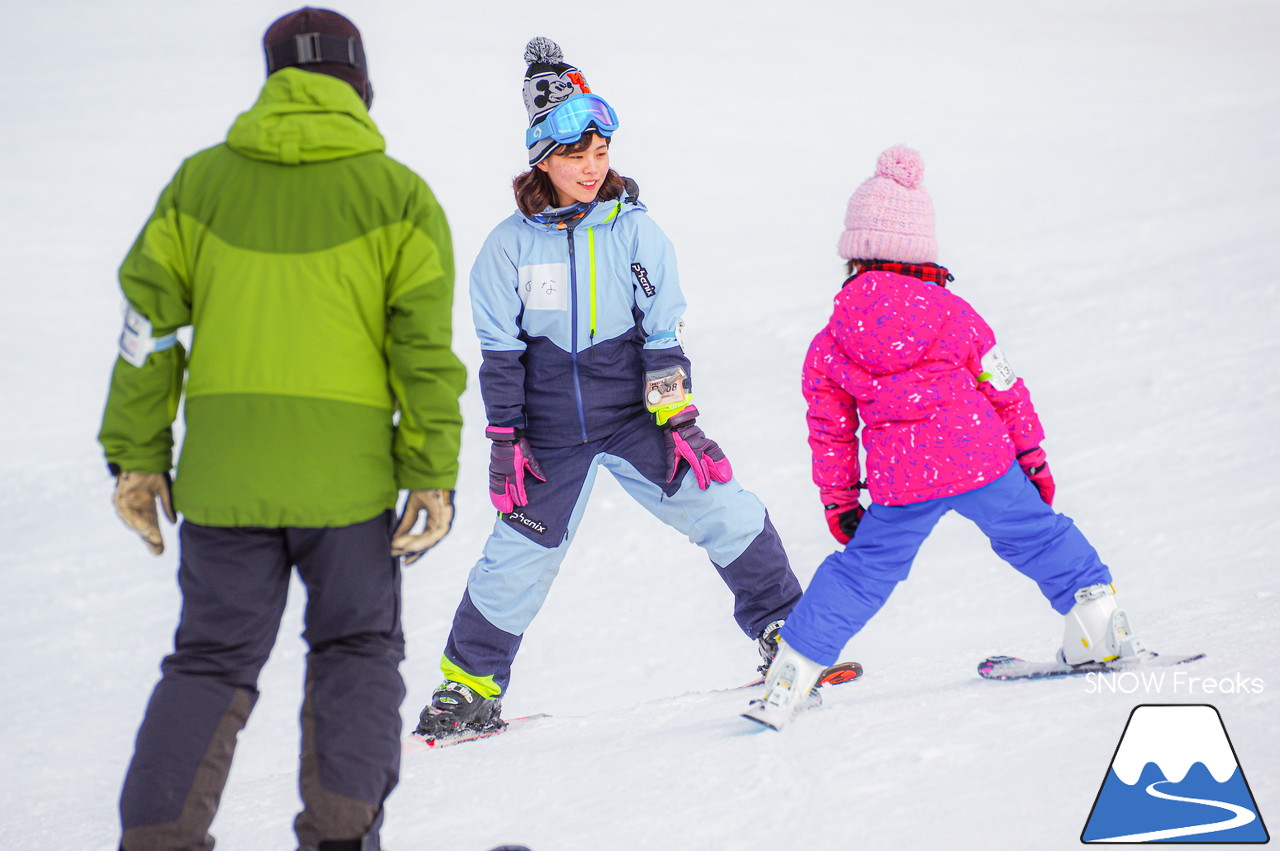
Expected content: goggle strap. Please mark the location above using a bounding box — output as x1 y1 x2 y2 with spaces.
526 123 615 149
266 33 366 73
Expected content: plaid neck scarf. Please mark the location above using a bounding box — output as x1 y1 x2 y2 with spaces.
846 261 954 288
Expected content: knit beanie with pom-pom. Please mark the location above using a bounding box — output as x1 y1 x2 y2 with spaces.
522 37 595 165
837 146 937 264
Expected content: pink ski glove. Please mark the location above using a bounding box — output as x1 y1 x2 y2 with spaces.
820 486 864 545
664 406 733 489
1017 447 1055 507
486 426 546 513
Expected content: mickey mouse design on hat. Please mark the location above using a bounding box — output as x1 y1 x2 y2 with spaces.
522 37 619 165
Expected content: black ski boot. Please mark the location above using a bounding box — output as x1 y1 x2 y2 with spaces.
415 681 504 740
757 619 785 677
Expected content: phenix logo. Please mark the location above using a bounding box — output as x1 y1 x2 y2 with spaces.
1081 704 1269 843
630 263 656 298
506 511 547 535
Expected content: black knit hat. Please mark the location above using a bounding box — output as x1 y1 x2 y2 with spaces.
264 7 372 107
522 37 594 165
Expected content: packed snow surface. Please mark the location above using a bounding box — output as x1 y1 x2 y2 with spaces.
2 1 1277 849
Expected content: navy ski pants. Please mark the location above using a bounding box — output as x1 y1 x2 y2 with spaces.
118 512 405 851
782 464 1113 667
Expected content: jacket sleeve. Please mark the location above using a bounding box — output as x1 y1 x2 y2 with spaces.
385 179 467 490
962 305 1045 453
627 214 693 386
97 169 192 474
803 330 863 491
469 224 528 429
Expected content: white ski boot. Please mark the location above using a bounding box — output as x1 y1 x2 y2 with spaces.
1059 583 1151 666
742 640 826 731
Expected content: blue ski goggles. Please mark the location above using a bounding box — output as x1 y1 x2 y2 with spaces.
525 94 620 148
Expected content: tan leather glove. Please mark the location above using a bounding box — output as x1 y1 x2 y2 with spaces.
391 489 455 566
113 471 177 555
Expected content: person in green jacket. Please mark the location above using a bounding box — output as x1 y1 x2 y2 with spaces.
98 9 465 851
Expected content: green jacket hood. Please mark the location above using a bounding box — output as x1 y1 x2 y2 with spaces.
227 68 385 165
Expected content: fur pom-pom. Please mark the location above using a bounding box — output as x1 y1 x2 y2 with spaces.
876 146 925 188
524 37 563 66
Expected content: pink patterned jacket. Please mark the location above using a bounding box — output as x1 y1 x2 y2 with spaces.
803 269 1045 506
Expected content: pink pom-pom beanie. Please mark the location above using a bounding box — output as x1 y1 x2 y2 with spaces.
837 146 937 263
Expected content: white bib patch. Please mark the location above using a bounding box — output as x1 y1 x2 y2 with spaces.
518 263 569 311
118 305 156 367
117 304 178 368
979 345 1017 392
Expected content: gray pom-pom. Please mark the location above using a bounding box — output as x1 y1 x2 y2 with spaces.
524 37 563 66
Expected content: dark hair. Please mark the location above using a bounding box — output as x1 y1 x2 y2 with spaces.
513 133 626 217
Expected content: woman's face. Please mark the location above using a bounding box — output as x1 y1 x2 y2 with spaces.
537 134 610 207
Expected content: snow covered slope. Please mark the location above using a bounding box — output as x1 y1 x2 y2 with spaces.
2 1 1276 849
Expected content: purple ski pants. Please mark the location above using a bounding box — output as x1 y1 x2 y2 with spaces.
782 464 1113 667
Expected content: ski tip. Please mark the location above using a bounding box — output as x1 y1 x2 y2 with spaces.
818 661 864 686
412 732 439 747
401 732 441 754
1163 651 1208 664
977 655 1021 677
740 711 784 732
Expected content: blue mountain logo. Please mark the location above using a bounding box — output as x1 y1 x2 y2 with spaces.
1082 704 1269 843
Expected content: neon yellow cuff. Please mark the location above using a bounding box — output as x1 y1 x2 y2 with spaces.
653 395 694 427
440 654 502 699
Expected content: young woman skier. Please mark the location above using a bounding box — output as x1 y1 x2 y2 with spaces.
413 38 802 739
744 145 1151 729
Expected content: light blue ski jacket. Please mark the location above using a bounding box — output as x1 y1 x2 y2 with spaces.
469 182 691 447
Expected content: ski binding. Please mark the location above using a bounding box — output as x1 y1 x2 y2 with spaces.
404 713 550 752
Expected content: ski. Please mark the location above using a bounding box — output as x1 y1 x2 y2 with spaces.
977 652 1206 681
740 660 864 690
403 713 551 752
407 663 864 750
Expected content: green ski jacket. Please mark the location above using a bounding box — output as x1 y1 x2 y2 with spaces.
99 68 466 527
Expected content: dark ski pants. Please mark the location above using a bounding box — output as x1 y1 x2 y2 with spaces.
440 417 802 697
118 512 405 851
783 464 1113 666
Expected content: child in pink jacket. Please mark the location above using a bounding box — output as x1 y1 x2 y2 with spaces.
745 146 1150 729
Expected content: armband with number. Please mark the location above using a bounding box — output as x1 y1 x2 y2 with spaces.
118 304 179 368
977 345 1017 392
643 366 692 426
